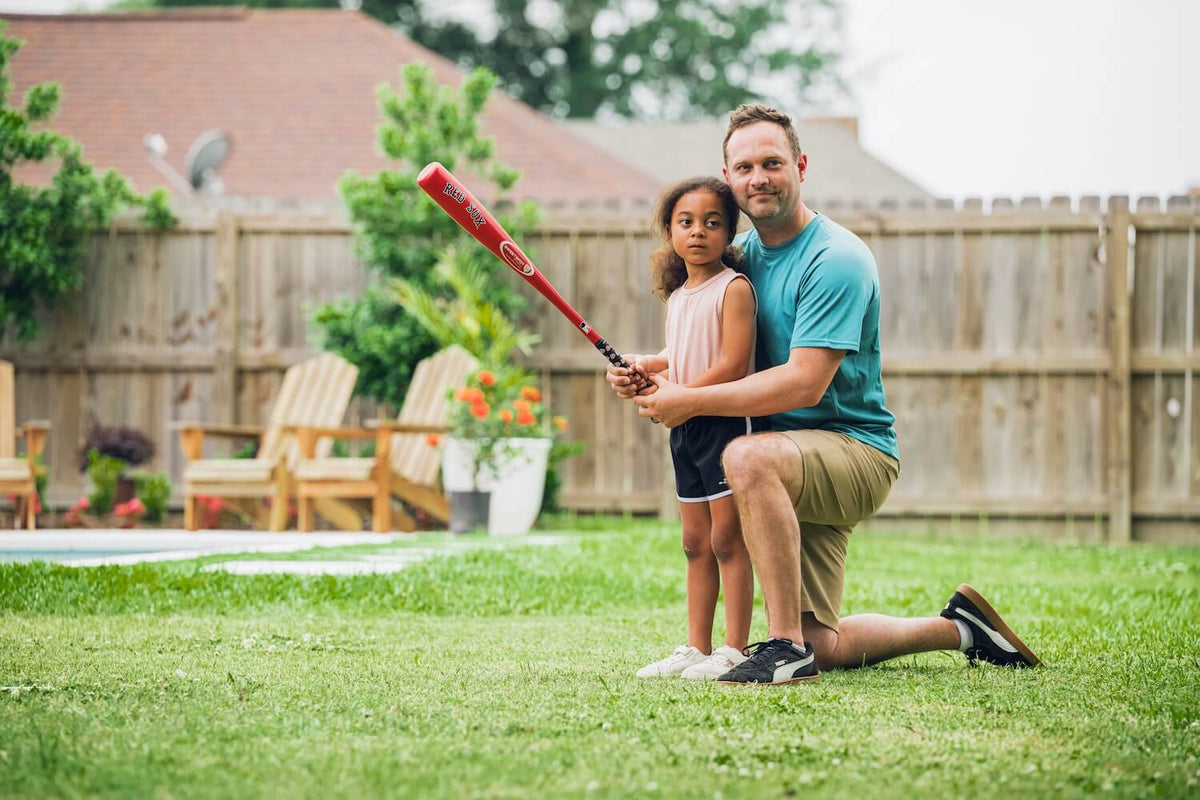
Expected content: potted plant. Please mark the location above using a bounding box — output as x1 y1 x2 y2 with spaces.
395 247 582 533
440 366 565 535
70 425 173 526
78 425 155 507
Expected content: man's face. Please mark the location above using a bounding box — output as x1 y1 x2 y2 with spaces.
723 121 806 225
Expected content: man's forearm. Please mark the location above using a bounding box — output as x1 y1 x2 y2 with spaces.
688 363 819 418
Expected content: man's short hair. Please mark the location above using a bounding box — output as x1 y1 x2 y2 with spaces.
723 103 803 164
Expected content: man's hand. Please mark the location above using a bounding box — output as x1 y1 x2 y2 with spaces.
632 374 694 428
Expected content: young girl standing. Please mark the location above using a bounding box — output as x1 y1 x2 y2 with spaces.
627 177 758 681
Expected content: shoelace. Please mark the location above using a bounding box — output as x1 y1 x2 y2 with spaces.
740 639 802 666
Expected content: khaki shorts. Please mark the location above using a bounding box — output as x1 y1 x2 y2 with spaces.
775 429 900 632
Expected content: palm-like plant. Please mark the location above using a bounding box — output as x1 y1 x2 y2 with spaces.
392 246 539 368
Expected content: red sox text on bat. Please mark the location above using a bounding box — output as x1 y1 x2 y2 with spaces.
441 181 485 228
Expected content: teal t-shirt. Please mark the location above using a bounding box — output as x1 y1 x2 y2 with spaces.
736 215 899 461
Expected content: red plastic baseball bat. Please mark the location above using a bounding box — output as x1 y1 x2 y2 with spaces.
417 161 649 390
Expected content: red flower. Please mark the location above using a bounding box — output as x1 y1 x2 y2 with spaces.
75 496 90 510
517 410 536 426
520 386 541 403
499 409 513 424
425 433 441 447
477 370 496 387
470 401 491 420
455 387 474 402
513 398 531 414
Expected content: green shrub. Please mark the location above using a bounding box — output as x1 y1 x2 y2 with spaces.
86 450 128 516
132 470 171 523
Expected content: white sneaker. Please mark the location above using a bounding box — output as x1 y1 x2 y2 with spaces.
680 645 748 681
635 645 707 678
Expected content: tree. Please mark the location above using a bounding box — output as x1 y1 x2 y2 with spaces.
0 24 176 342
124 0 845 119
314 63 537 407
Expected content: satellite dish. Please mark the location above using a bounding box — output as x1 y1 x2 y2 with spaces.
185 130 233 194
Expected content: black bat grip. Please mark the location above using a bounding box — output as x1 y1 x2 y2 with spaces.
595 338 659 423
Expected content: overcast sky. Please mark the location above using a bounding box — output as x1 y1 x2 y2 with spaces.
2 0 1196 200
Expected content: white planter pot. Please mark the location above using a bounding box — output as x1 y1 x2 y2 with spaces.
441 437 551 536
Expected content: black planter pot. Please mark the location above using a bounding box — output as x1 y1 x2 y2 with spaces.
448 490 490 534
114 475 137 505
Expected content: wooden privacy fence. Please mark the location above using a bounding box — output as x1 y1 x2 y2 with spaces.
4 197 1198 542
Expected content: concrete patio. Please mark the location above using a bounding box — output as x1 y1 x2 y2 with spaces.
0 529 571 573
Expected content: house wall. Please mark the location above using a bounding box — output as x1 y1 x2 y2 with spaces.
5 196 1198 542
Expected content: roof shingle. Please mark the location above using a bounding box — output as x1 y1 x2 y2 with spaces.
1 8 661 205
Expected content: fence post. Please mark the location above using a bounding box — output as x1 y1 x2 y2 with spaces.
1105 197 1132 543
213 212 240 424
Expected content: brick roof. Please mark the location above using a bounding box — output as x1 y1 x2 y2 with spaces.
1 8 661 205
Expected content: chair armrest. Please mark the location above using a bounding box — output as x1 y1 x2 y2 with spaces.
365 421 450 434
287 425 383 459
174 422 265 439
177 423 265 462
282 425 377 441
19 421 50 464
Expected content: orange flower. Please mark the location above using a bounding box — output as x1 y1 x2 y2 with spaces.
517 410 536 426
513 398 531 413
499 409 513 423
553 415 568 432
477 370 496 387
470 401 490 419
425 433 441 447
520 386 541 403
456 387 484 403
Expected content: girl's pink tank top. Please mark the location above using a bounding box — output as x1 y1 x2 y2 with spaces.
665 267 756 387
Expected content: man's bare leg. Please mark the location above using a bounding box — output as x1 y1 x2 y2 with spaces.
722 434 808 644
804 612 960 670
724 433 960 668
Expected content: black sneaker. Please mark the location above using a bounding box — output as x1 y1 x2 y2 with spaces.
716 638 819 686
941 584 1040 668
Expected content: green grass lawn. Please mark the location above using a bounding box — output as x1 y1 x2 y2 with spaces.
2 517 1198 799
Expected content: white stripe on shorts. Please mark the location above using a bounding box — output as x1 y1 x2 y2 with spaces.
676 489 734 503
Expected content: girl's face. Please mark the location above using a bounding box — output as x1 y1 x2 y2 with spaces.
669 189 730 270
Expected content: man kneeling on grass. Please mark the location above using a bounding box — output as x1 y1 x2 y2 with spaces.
608 103 1040 685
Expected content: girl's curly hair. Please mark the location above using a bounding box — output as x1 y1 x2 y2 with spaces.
649 176 744 301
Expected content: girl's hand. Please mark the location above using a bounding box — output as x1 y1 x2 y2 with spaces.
607 355 653 399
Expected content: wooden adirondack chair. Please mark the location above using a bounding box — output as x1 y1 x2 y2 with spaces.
179 352 358 531
293 345 478 532
0 360 49 530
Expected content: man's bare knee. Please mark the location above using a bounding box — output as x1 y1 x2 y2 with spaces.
722 434 803 496
723 435 778 489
